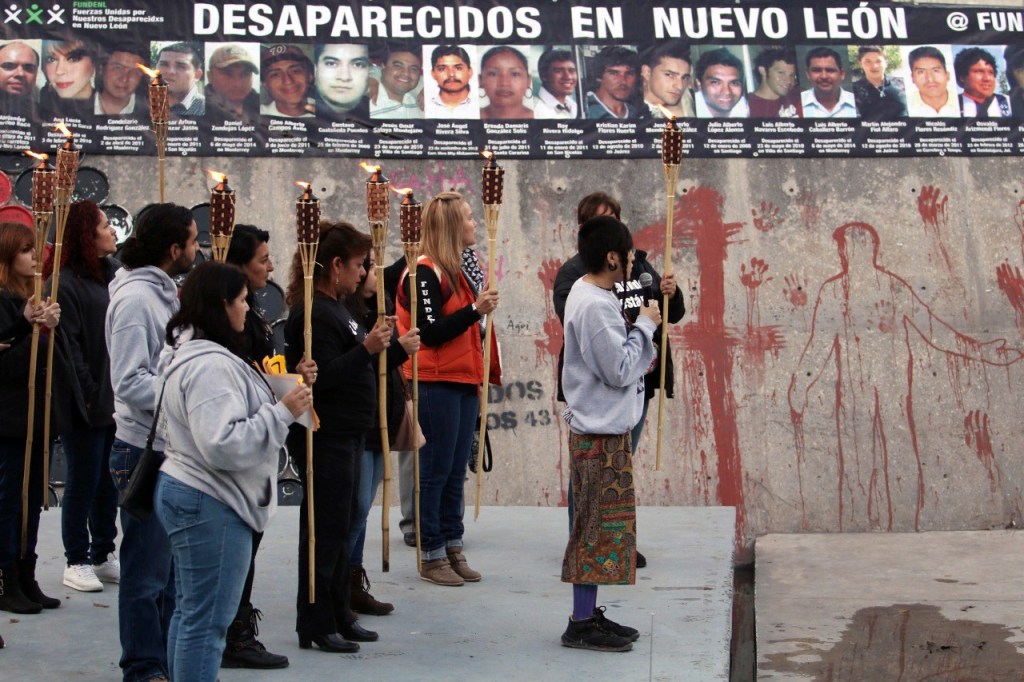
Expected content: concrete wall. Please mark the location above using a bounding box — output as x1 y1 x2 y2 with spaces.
81 151 1024 560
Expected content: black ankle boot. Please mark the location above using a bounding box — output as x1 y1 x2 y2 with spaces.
17 558 60 609
0 563 42 614
221 604 289 669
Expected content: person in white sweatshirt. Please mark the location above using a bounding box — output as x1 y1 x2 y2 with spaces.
155 261 310 682
559 216 660 653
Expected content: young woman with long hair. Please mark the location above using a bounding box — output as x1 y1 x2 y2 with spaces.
155 261 311 682
41 201 121 594
0 222 63 616
395 191 499 586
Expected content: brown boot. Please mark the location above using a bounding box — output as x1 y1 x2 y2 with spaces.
419 557 464 586
446 551 481 582
350 566 394 616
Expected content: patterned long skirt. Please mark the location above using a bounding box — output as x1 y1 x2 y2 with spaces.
561 432 636 585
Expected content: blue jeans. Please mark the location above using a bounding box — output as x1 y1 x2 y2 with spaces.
0 436 43 566
156 474 253 682
349 449 384 567
418 382 478 561
61 424 118 565
110 439 175 682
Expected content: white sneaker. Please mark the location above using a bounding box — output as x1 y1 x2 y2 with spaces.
93 552 120 584
63 564 103 592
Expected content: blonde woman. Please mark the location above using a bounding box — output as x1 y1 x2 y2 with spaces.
40 40 97 120
395 192 499 586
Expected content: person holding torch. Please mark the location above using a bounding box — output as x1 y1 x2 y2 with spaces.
395 192 498 586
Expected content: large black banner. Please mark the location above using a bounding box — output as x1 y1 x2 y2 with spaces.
1 0 1023 158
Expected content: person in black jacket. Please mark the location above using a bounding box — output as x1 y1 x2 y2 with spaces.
0 221 65 616
223 224 315 670
552 193 686 569
345 250 418 616
41 201 121 595
283 221 392 653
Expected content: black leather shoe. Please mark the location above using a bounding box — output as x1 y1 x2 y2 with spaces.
339 620 378 642
403 532 416 548
297 633 359 653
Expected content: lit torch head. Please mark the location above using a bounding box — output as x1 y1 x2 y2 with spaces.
53 122 79 190
362 161 390 222
206 169 231 193
27 151 54 213
207 170 235 239
396 188 422 243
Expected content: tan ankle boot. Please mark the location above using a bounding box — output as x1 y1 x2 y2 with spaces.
419 557 464 586
446 551 481 582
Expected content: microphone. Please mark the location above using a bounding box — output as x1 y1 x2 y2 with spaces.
638 272 654 305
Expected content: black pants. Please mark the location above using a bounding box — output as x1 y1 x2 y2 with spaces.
292 430 362 637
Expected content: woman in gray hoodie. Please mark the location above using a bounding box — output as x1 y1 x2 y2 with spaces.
154 262 311 682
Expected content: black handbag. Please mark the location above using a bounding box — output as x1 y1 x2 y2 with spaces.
118 384 168 521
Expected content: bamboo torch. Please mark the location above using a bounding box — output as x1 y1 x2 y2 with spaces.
138 65 169 202
39 124 79 514
296 181 320 602
362 162 393 573
655 113 682 471
20 151 54 554
208 170 236 262
398 189 423 571
474 150 503 521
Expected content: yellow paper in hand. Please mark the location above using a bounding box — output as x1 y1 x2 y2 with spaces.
262 354 286 375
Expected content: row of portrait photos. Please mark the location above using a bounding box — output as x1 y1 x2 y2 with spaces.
0 39 1022 125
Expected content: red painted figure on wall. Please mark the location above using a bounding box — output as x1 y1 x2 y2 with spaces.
788 222 1021 532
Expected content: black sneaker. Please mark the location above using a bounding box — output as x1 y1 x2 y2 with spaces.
592 606 639 642
404 532 416 548
560 616 633 652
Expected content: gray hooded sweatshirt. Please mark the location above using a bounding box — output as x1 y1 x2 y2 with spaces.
105 266 179 449
157 331 296 532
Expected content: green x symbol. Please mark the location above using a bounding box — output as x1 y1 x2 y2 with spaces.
26 4 44 24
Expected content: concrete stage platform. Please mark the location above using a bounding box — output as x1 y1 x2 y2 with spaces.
756 531 1024 680
2 505 734 681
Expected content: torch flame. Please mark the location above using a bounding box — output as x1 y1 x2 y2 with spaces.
206 169 227 184
295 181 311 191
657 104 677 121
54 121 72 138
24 150 47 161
481 150 494 160
137 63 159 79
390 187 413 196
359 161 381 174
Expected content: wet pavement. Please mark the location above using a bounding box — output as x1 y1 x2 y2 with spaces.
756 531 1024 681
1 505 735 681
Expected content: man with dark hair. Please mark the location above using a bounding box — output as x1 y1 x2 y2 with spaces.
852 46 906 120
748 47 801 118
694 48 748 118
260 44 314 118
0 40 38 118
534 47 579 119
371 42 423 119
954 47 1011 118
585 46 640 119
106 204 198 682
426 45 477 118
640 41 694 118
156 42 205 116
907 46 958 117
206 44 260 123
314 43 371 121
95 45 146 116
801 47 856 118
